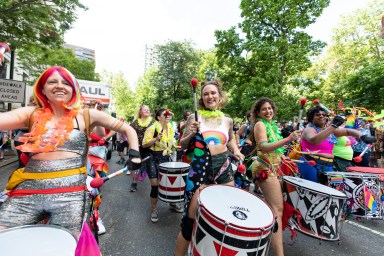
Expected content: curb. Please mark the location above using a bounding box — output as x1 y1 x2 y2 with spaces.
0 156 18 169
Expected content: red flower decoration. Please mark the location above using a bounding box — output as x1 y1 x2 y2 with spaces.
258 169 269 182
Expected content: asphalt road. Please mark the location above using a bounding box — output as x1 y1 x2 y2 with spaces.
0 152 384 256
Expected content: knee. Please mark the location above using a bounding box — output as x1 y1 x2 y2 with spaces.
150 185 158 198
180 216 195 241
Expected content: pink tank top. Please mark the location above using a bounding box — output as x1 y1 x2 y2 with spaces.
301 138 334 155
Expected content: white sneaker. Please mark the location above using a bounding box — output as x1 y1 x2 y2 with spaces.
126 170 131 175
97 218 106 235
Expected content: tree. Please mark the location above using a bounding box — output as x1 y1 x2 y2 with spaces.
303 0 384 110
19 47 99 85
0 0 87 50
101 70 136 121
151 40 202 120
214 0 329 119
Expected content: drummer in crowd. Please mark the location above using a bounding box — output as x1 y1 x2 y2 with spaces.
297 106 377 184
142 108 182 223
249 97 300 256
174 78 244 256
129 104 154 192
0 66 141 235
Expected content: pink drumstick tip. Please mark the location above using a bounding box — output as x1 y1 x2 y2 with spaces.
90 178 104 189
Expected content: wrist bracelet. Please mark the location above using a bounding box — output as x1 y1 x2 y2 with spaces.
331 124 338 128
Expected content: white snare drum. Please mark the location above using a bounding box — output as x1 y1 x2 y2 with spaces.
283 176 347 241
0 225 77 255
191 185 275 256
326 171 383 219
158 162 190 203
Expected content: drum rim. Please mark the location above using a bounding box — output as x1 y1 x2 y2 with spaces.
159 162 190 169
0 224 78 241
283 177 347 199
199 185 276 231
325 172 377 178
346 166 384 174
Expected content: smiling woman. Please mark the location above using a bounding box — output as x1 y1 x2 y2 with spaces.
0 66 141 236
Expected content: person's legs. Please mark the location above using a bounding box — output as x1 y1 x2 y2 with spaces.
258 176 284 256
174 186 204 256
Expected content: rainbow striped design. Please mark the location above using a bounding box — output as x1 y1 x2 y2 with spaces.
330 176 343 184
364 187 377 212
202 131 227 145
34 66 82 110
345 114 356 128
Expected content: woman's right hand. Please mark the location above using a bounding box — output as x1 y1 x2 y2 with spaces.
189 121 200 134
157 132 163 141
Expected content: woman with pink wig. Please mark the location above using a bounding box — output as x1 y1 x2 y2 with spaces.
0 66 141 235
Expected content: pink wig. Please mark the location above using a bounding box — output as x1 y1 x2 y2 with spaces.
33 66 82 110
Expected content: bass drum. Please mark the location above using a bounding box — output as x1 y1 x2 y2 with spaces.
0 225 77 255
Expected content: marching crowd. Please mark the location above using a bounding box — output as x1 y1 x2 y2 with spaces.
0 49 382 255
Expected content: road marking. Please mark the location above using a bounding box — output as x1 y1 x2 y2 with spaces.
345 220 384 237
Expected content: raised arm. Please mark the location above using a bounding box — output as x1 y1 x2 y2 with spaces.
179 115 198 150
0 106 36 131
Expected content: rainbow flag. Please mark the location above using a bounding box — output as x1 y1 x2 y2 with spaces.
330 176 343 184
75 221 101 256
364 187 377 212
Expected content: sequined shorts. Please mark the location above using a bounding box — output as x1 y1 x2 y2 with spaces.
0 157 88 233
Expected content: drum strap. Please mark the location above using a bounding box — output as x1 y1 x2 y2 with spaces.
213 158 230 183
8 185 86 197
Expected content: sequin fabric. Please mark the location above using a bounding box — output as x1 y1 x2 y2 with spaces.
0 129 89 233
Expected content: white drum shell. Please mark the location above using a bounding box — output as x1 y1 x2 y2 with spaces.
0 225 77 256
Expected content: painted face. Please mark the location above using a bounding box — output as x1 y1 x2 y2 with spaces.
258 102 274 121
313 111 327 127
202 84 220 110
158 111 171 123
42 71 73 105
140 106 151 117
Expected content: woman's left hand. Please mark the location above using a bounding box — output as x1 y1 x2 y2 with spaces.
233 151 245 162
288 130 301 142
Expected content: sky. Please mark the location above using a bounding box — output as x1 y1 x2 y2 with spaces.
64 0 370 87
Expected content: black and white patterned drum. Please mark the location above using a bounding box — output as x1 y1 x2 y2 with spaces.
283 176 347 241
326 171 383 219
191 185 275 256
158 162 189 203
0 225 77 255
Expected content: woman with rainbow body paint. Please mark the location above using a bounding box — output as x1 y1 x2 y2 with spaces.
174 78 244 256
0 66 141 236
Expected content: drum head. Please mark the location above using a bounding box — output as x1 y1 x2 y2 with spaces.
283 176 347 198
0 225 77 256
159 162 189 169
199 185 274 229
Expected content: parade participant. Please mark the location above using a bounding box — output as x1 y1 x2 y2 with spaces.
174 78 244 256
298 106 376 183
142 108 181 223
351 120 372 167
0 66 141 235
129 104 154 192
177 111 191 161
249 97 300 256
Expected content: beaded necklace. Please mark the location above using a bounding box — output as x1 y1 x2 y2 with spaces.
260 118 285 154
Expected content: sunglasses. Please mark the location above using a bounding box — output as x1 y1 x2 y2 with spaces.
314 113 327 117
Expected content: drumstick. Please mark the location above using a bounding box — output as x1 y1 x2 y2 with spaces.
297 97 307 129
90 156 151 188
290 159 316 166
353 144 371 163
190 78 199 122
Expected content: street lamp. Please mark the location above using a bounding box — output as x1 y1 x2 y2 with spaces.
205 70 212 81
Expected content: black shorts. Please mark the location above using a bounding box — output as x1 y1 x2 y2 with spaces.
117 141 128 152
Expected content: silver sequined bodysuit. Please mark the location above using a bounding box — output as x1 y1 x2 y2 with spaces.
0 129 89 233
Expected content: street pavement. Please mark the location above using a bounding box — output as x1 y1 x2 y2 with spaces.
0 151 383 255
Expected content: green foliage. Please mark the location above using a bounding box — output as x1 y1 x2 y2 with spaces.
18 47 98 85
0 0 87 50
101 70 136 121
214 0 329 119
342 61 384 111
302 0 384 111
143 40 202 120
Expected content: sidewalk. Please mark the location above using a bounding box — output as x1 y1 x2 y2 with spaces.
0 150 18 169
